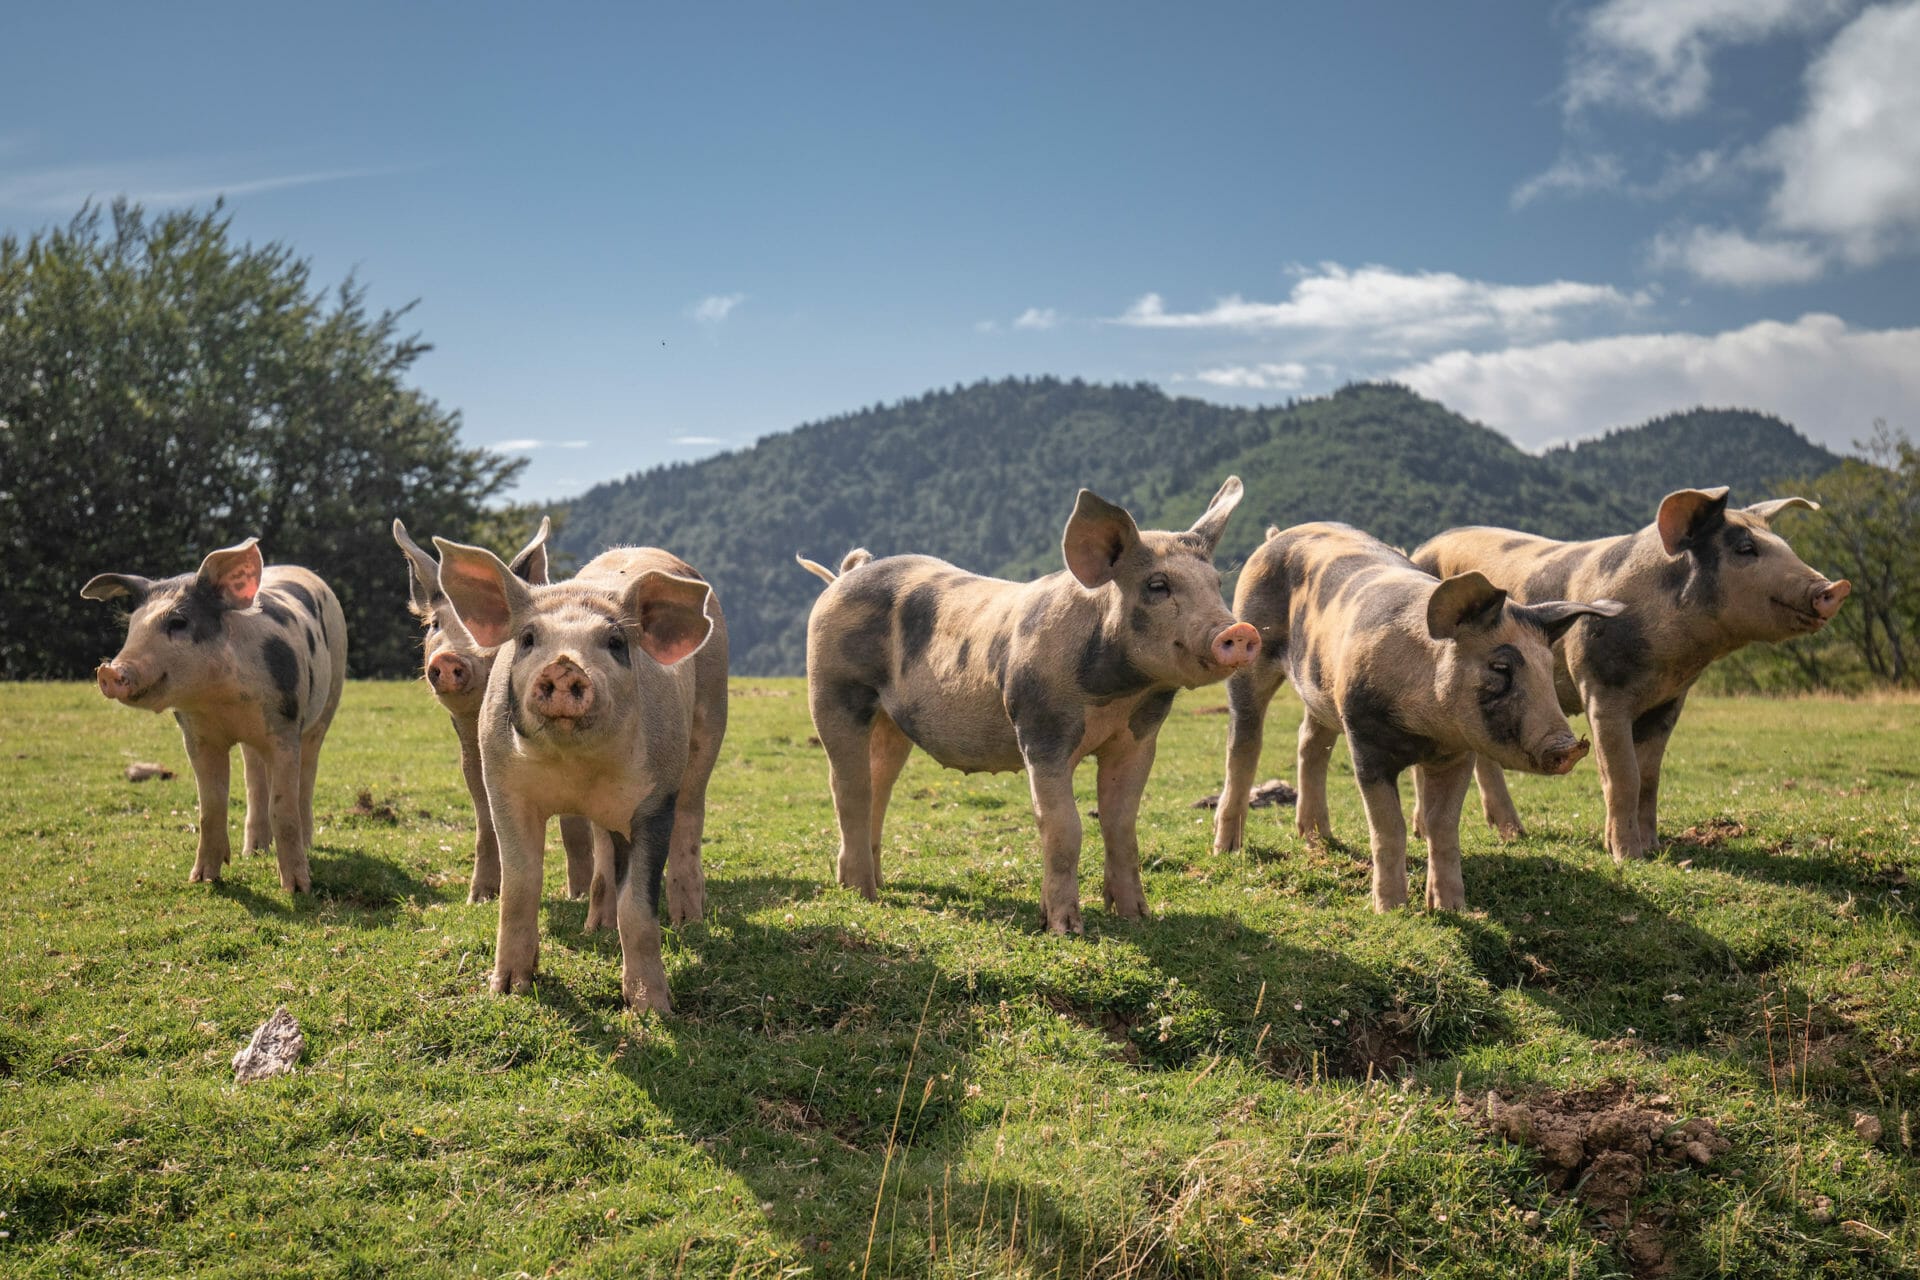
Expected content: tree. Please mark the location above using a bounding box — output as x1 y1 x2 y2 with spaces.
0 201 527 678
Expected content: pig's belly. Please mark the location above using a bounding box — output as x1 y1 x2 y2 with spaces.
881 687 1024 774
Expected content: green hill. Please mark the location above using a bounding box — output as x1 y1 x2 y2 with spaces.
556 379 1844 674
1545 407 1844 514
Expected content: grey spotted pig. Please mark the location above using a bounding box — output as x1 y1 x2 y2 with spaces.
83 539 347 893
799 477 1262 934
1213 523 1620 911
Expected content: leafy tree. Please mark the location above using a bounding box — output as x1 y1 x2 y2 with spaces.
0 201 525 678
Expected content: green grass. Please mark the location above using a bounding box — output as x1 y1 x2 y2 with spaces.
2 680 1917 1278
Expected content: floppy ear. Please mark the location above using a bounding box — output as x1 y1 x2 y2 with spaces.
195 538 263 608
1062 489 1142 588
431 538 534 650
1427 571 1507 640
1656 487 1731 555
1187 475 1244 554
621 571 713 666
1745 496 1819 525
506 515 553 585
1517 598 1626 644
392 519 442 614
80 574 152 604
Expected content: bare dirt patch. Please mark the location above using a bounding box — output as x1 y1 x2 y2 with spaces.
1674 817 1747 848
1191 778 1297 810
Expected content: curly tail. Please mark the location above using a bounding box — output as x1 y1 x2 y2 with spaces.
795 548 873 586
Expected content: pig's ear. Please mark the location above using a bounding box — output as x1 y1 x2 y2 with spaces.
195 538 263 608
1656 487 1731 555
1516 597 1626 644
506 515 553 585
621 571 713 667
80 574 151 604
1186 475 1245 554
1062 489 1142 588
431 538 533 649
392 519 441 614
1427 571 1507 640
1744 496 1819 525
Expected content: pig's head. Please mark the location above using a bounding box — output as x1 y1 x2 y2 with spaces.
1427 571 1623 775
1061 475 1261 688
431 537 712 755
1656 488 1852 641
80 539 266 712
393 517 551 718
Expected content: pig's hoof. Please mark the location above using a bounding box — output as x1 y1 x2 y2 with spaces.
582 909 615 933
1044 906 1085 936
188 864 222 884
489 968 535 996
666 883 705 926
1104 890 1148 920
625 986 673 1015
468 882 499 905
1493 821 1525 841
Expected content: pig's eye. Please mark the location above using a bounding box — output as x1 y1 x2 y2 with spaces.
1145 574 1172 600
1734 537 1759 557
520 626 537 649
164 613 189 637
606 630 629 660
1487 661 1513 696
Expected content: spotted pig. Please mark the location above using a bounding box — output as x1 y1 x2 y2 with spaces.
1213 523 1620 911
82 539 347 893
799 477 1261 934
1413 488 1851 861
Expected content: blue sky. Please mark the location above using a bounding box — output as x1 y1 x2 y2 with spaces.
5 1 1918 501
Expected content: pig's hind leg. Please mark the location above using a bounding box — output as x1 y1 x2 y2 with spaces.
266 733 312 894
865 712 914 877
1472 757 1526 840
1414 756 1474 911
1215 664 1287 854
811 681 882 899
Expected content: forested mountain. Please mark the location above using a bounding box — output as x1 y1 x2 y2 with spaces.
556 379 1842 674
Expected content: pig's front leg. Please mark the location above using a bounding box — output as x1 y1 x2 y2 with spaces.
1630 694 1686 858
454 717 501 903
1413 756 1474 911
1585 694 1643 863
1294 714 1342 841
1095 734 1158 919
1354 772 1410 912
583 826 617 933
240 743 272 858
178 721 233 884
266 733 312 893
1472 756 1526 840
489 795 546 995
1027 765 1086 934
558 815 595 900
615 796 679 1014
1215 665 1284 854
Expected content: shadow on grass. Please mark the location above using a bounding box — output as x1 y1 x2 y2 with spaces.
212 845 449 926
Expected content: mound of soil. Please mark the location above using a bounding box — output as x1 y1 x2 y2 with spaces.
1466 1083 1730 1277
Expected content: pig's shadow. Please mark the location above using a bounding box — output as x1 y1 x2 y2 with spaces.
212 845 443 926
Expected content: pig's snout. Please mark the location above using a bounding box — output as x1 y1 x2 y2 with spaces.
1211 622 1261 669
1812 579 1851 621
1539 737 1590 776
529 659 594 721
96 661 138 702
426 651 475 695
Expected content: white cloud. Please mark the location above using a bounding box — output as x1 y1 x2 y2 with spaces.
1114 264 1641 352
1765 0 1920 263
487 438 589 453
671 435 728 446
1390 313 1920 451
1565 0 1852 117
691 293 745 325
0 161 402 211
1012 307 1059 330
1511 152 1625 207
1179 362 1313 391
1649 225 1827 286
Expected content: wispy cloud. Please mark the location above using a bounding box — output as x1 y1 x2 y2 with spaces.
1649 225 1826 286
487 438 590 453
671 434 728 446
690 293 745 325
1177 362 1313 391
1511 151 1625 207
1113 264 1641 353
0 159 407 211
1012 307 1060 330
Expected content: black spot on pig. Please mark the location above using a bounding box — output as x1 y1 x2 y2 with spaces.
1584 612 1648 689
1313 554 1378 613
1476 643 1528 748
1499 537 1530 553
277 581 321 618
1129 605 1151 634
1077 629 1152 701
261 636 301 723
1128 688 1176 739
174 577 229 644
829 679 879 728
305 628 317 657
835 606 893 687
987 635 1010 686
1008 670 1083 765
1017 598 1049 637
258 593 295 627
1596 536 1637 577
899 586 940 670
1632 697 1682 744
1343 677 1440 785
616 795 678 911
954 638 973 671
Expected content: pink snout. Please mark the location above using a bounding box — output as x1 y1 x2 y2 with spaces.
1211 622 1262 670
1539 737 1591 776
1812 579 1851 621
426 651 475 696
529 659 594 720
96 660 139 702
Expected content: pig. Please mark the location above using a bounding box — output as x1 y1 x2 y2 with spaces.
1412 488 1852 861
81 539 348 893
799 477 1262 934
430 538 727 1012
1211 523 1622 911
392 518 599 908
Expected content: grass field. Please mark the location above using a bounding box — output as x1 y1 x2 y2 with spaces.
2 679 1917 1278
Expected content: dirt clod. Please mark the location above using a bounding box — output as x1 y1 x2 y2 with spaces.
1675 817 1746 847
1853 1112 1884 1146
1192 778 1297 810
125 761 175 782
